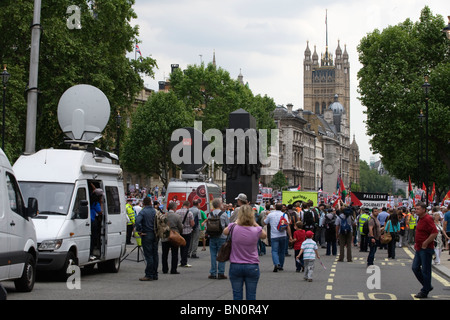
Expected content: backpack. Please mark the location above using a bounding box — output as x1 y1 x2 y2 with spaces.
206 211 225 237
303 209 314 228
324 214 336 230
155 211 170 239
339 214 352 235
277 213 289 232
362 217 371 235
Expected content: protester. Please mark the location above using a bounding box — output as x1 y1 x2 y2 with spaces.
297 230 320 282
161 201 183 275
324 208 337 256
292 221 306 272
176 201 195 268
223 204 266 300
135 197 158 281
188 200 201 259
367 207 381 266
433 212 448 265
204 198 229 279
412 201 438 298
385 210 400 259
264 203 292 272
335 204 355 262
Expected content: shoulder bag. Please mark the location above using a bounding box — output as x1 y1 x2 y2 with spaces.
216 224 235 262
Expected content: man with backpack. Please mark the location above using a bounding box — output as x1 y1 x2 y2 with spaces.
205 198 229 279
335 204 355 262
264 203 292 272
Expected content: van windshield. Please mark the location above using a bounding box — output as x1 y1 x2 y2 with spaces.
19 182 74 216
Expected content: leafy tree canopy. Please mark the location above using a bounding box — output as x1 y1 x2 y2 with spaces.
357 6 450 198
0 0 156 162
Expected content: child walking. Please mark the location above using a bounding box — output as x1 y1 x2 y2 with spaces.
297 230 320 282
293 221 306 272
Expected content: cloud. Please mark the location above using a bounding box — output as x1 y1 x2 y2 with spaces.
132 0 448 163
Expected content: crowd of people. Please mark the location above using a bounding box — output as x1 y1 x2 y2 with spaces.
126 190 450 300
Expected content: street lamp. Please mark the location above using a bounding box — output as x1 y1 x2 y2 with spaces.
116 111 122 160
421 76 431 206
1 65 11 151
442 16 450 40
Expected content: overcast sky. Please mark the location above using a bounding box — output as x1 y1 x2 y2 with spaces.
131 0 448 163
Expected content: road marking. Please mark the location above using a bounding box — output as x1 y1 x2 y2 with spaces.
403 247 450 287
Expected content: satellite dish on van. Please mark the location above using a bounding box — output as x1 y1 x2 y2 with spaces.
57 84 110 142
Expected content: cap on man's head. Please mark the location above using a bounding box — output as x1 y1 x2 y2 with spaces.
235 193 247 201
94 188 104 196
306 231 314 238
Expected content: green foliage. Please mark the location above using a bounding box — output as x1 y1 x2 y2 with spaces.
0 0 156 162
169 63 277 133
357 6 450 196
359 160 393 194
121 91 194 187
270 170 288 190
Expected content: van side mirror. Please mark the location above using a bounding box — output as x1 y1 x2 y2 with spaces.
27 197 38 218
78 200 89 219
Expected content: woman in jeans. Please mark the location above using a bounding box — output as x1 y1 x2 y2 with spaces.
384 210 400 259
223 204 267 300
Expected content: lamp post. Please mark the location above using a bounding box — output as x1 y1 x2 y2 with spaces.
1 65 11 151
442 16 450 40
116 111 122 160
421 76 431 206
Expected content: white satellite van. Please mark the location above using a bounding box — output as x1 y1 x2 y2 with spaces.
0 148 38 292
13 84 127 280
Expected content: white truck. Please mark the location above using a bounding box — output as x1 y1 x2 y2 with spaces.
0 148 38 292
13 147 127 280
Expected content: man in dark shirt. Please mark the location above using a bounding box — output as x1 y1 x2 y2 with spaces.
412 201 438 298
136 197 158 281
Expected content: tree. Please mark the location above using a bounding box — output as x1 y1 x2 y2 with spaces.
0 0 156 162
121 91 194 188
169 63 277 133
270 170 288 190
357 6 450 199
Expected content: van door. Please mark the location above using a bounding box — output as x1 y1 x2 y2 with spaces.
0 170 10 280
5 171 28 279
70 183 90 265
103 184 124 260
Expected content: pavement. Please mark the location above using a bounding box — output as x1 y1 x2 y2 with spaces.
431 247 450 281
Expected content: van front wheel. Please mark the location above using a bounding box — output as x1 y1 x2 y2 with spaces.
14 253 36 292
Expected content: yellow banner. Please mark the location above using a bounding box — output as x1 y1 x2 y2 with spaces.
282 191 318 206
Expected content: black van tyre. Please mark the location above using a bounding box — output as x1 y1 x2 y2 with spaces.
14 253 36 292
98 258 120 273
58 251 77 282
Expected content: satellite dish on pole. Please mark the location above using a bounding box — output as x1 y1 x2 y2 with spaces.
57 84 110 142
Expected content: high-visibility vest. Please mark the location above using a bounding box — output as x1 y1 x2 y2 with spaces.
409 215 417 230
126 203 135 225
359 213 370 234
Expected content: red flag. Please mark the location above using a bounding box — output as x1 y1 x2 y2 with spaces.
297 184 301 191
332 196 341 208
350 192 363 207
429 182 435 203
443 190 450 203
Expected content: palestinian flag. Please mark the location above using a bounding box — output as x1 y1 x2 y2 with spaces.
408 176 415 207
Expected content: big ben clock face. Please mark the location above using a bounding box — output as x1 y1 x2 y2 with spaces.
324 163 334 174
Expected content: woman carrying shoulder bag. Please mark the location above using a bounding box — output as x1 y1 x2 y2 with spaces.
223 204 267 300
385 210 401 259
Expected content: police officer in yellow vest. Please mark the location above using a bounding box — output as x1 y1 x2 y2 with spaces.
408 209 417 244
126 198 136 245
359 208 370 252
